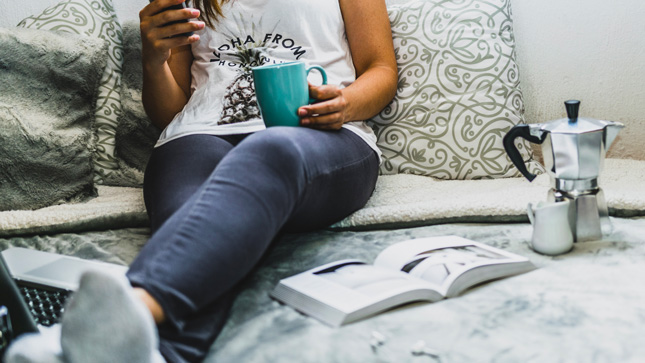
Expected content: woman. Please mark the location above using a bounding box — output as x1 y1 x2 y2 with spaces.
6 0 396 362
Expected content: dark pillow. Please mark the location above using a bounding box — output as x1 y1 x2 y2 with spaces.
0 27 107 211
17 0 125 185
114 21 161 179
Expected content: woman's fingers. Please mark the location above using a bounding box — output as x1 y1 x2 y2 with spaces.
153 19 204 40
300 100 346 130
140 0 203 65
301 112 345 130
149 7 200 29
309 84 342 101
304 97 347 116
141 0 202 36
300 84 348 130
140 0 187 19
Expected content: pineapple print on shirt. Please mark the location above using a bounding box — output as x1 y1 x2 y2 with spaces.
210 14 308 125
217 46 264 125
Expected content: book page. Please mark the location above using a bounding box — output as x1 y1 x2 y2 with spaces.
373 236 531 294
402 245 507 286
271 260 446 326
373 236 478 270
314 263 439 299
271 239 534 326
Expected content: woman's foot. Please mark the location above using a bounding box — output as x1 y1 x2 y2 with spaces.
60 270 165 363
4 325 64 363
6 270 165 363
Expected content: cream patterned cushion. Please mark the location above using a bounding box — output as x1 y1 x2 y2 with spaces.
18 0 124 184
371 0 537 179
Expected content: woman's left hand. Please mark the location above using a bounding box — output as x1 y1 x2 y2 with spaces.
298 84 349 130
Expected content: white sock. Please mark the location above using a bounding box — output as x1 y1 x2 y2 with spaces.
60 270 164 363
4 325 65 363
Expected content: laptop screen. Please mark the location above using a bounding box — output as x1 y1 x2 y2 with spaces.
25 258 97 288
0 254 39 337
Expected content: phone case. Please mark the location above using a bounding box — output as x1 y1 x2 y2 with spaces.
150 0 195 37
0 306 13 359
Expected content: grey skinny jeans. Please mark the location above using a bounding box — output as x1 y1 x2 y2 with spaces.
127 127 379 362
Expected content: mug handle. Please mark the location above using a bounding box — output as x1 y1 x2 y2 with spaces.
306 65 327 104
526 202 535 225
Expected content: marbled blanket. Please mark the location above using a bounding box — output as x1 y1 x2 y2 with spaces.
2 217 645 362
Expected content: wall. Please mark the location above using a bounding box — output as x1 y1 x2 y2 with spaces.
511 0 645 159
3 0 645 159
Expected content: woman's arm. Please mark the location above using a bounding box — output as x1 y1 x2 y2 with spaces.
298 0 398 130
139 0 205 129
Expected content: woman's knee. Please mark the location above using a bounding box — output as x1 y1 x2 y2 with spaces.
238 127 309 169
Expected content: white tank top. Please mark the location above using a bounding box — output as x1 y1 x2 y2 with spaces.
155 0 380 158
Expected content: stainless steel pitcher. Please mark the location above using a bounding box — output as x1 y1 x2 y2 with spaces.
503 100 624 241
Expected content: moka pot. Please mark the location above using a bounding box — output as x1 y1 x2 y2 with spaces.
503 100 624 241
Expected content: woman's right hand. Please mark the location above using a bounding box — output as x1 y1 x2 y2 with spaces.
139 0 205 67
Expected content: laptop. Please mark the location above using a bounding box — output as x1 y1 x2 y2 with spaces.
0 247 128 339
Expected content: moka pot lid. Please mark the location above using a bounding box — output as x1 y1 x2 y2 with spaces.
540 100 617 135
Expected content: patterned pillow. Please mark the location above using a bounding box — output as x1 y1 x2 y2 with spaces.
371 0 538 179
18 0 124 184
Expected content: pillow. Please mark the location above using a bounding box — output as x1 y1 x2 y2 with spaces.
370 0 539 179
115 21 161 178
18 0 125 185
0 28 107 211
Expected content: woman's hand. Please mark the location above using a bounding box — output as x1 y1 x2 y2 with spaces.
313 0 396 126
139 0 205 67
140 0 199 129
298 84 349 130
299 0 397 131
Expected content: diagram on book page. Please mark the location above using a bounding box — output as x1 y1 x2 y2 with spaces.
316 264 427 297
402 246 506 286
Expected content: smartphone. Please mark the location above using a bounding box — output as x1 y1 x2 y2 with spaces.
150 0 195 37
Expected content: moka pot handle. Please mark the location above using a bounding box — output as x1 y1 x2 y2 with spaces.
503 124 545 182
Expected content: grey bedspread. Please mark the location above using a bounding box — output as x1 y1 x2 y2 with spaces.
3 217 645 362
0 228 148 266
205 217 645 363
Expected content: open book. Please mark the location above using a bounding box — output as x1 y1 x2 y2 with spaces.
270 235 535 327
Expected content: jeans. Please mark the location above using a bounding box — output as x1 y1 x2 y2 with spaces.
126 127 379 362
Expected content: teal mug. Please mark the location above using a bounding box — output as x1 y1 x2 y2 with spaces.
251 61 327 127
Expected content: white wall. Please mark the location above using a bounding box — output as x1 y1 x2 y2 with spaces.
3 0 645 159
511 0 645 159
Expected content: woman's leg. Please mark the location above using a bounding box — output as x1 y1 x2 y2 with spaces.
143 134 243 233
5 134 245 363
127 127 379 362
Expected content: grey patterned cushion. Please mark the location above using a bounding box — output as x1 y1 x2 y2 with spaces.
0 28 106 211
371 0 537 179
18 0 124 185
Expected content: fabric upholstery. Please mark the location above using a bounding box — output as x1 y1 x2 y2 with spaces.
18 0 125 184
0 28 106 211
370 0 539 179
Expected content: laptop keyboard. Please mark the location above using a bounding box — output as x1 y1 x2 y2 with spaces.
16 283 71 327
